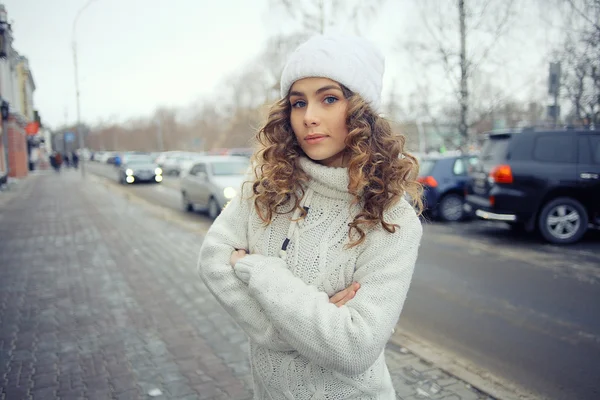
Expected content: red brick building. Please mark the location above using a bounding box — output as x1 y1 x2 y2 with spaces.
6 115 27 178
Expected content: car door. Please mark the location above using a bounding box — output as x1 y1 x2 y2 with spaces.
577 133 600 218
193 163 210 207
532 133 579 194
183 164 200 202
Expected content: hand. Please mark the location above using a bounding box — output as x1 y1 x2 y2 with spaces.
230 249 248 267
329 282 360 308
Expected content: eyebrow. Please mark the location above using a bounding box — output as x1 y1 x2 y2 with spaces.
289 85 343 97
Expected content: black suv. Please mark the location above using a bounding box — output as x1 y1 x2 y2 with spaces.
465 128 600 244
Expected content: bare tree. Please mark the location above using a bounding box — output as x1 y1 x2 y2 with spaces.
551 0 600 125
401 0 519 145
269 0 386 35
260 33 313 100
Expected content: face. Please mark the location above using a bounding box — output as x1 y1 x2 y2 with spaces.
289 77 349 167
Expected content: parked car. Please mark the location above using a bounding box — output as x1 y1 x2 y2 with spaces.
106 153 120 165
96 151 116 164
155 151 174 168
418 153 478 221
465 128 600 244
159 151 203 176
226 147 254 158
117 153 163 184
180 156 250 219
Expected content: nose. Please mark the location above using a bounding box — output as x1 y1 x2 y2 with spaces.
303 104 320 127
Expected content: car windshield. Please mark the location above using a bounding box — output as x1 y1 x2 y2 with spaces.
211 161 249 176
125 155 153 164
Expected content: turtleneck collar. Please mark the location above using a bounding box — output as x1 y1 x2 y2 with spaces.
298 156 355 201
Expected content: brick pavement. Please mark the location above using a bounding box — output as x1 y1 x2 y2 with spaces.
0 171 492 400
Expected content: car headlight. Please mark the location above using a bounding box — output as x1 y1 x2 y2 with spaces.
155 167 162 175
125 169 133 176
223 187 237 199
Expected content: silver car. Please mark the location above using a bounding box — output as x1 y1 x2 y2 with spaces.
118 153 163 184
180 156 250 219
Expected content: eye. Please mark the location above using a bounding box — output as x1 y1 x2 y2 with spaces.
291 100 306 108
324 96 338 104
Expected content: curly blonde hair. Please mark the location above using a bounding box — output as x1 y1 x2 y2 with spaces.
248 85 423 247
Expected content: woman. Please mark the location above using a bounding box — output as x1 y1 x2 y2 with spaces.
198 33 423 399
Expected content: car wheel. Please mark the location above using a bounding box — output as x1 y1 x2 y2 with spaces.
208 197 220 220
182 192 194 212
538 197 588 244
438 193 465 222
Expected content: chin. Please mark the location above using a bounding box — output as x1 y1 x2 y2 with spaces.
303 152 330 162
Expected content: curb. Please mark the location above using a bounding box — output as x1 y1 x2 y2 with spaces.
389 328 542 400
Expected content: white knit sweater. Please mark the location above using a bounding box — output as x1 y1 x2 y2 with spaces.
198 156 422 399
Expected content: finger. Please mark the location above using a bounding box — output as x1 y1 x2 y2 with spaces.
335 290 355 307
329 288 350 303
330 281 360 304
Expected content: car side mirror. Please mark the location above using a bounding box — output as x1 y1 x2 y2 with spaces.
198 172 208 181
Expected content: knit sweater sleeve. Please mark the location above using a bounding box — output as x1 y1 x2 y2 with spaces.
233 200 422 375
197 175 294 352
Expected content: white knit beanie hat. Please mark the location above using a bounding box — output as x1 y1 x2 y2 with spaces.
280 33 385 113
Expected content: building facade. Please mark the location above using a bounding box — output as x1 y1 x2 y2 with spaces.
0 3 36 183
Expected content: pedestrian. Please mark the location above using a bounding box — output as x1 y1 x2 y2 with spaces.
72 151 79 169
198 33 423 399
49 152 57 172
54 152 63 172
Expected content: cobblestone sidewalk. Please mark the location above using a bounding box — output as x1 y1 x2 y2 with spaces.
0 171 491 400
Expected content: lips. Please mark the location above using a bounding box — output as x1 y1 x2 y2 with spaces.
304 134 327 144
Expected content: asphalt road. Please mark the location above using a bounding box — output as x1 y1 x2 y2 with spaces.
87 161 600 400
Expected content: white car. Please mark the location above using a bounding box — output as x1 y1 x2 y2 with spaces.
180 156 250 219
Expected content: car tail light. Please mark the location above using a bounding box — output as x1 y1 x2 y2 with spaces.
417 176 438 187
489 195 495 206
489 164 513 184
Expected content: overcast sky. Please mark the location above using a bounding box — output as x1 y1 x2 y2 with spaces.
4 0 559 129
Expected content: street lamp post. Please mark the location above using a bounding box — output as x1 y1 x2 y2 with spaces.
72 0 99 177
416 116 432 156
